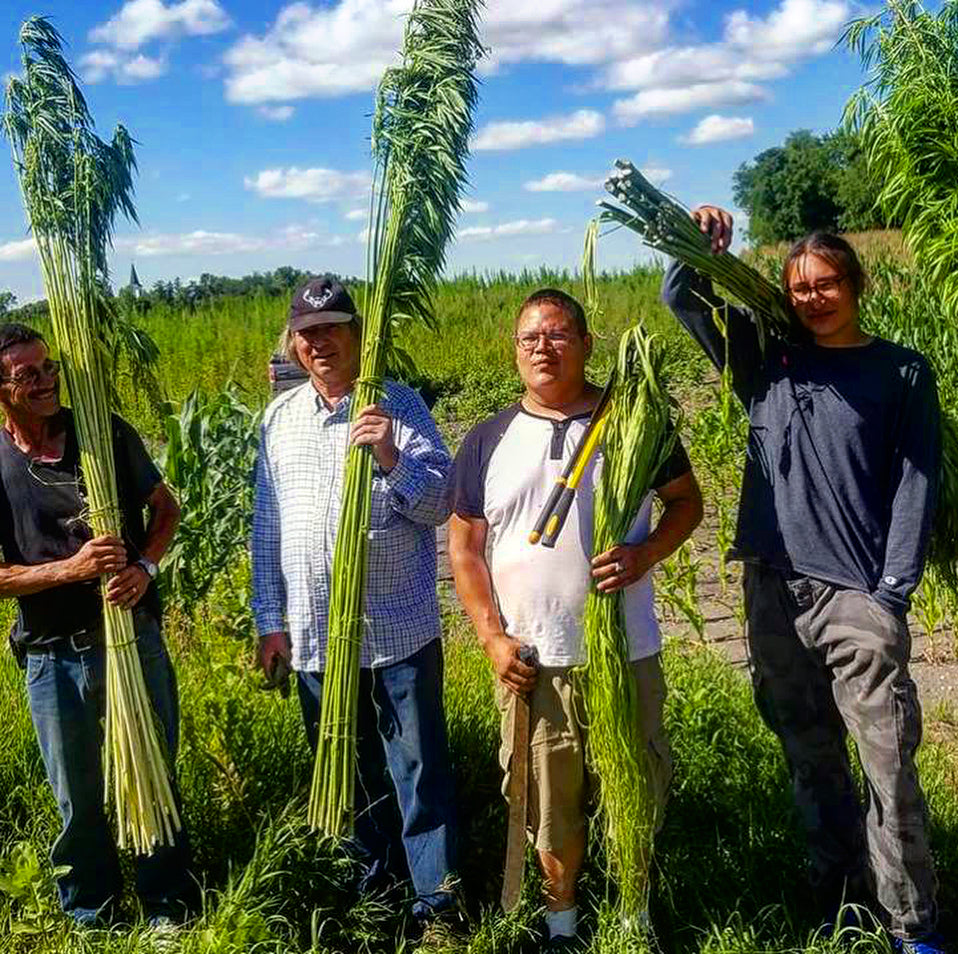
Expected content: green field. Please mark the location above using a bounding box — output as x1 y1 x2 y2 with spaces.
2 249 957 953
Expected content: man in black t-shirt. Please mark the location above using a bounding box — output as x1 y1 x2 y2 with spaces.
0 322 196 928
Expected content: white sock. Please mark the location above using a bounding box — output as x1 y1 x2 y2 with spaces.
621 904 651 933
545 906 577 939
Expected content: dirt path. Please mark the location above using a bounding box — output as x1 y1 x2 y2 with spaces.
436 521 958 714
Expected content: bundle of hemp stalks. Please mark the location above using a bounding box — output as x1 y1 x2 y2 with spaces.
600 158 794 352
4 18 179 853
599 157 958 590
579 221 679 917
309 0 484 837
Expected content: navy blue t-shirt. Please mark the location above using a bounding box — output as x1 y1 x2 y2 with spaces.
662 261 941 616
0 408 162 647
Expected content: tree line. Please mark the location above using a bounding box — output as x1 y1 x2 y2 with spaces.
0 265 347 325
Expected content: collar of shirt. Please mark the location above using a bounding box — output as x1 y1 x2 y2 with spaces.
310 385 354 421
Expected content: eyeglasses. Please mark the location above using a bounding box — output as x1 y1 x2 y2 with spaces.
1 359 60 389
514 331 578 352
787 275 847 303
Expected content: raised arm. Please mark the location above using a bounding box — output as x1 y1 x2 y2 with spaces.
661 205 765 405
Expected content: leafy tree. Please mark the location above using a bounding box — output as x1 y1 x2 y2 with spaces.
0 291 16 317
732 129 891 244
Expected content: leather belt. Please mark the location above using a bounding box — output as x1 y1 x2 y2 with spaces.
25 627 102 654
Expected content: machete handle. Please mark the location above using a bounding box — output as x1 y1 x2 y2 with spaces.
517 643 539 669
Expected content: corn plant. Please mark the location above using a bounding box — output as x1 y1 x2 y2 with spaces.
658 542 706 640
160 386 261 608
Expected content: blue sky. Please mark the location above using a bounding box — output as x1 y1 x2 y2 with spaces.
0 0 868 302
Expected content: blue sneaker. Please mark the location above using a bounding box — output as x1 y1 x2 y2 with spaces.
893 934 948 954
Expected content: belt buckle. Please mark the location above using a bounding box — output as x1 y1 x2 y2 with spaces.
68 629 95 653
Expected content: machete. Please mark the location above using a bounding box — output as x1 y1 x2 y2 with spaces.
500 643 539 912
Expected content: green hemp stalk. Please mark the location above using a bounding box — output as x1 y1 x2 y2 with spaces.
309 0 484 836
579 222 679 917
4 17 179 853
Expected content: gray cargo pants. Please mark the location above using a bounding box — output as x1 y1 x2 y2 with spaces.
743 563 937 939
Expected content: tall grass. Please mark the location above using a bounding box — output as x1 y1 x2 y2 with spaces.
6 587 956 952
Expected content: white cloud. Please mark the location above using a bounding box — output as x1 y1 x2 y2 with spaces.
525 166 671 193
601 0 849 121
257 105 295 121
221 0 674 106
524 172 601 193
117 224 341 257
481 1 672 71
614 81 767 124
0 238 36 262
473 110 605 152
681 115 755 145
224 0 409 104
80 50 168 84
600 46 785 93
244 167 371 203
724 0 850 61
344 208 367 221
457 218 559 242
89 0 232 50
641 165 673 186
460 198 489 214
219 0 848 123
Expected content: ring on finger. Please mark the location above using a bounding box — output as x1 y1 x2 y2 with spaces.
614 561 624 574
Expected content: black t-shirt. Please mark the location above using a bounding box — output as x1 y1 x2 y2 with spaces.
0 409 163 647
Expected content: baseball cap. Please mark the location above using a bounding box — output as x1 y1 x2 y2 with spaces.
288 276 357 332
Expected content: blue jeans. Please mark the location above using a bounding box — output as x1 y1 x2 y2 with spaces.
26 608 196 925
298 638 458 919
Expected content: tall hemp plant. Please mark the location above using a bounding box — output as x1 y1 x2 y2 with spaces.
309 0 484 836
579 221 679 918
844 0 958 586
4 17 180 853
844 0 958 315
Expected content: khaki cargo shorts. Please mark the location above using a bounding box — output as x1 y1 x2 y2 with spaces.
496 653 672 855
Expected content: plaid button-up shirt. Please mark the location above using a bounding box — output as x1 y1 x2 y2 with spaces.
251 379 452 671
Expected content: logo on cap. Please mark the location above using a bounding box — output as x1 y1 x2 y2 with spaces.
303 286 334 310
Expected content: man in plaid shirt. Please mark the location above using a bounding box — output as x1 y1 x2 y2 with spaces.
252 276 458 930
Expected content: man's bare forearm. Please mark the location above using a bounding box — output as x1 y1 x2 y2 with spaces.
140 482 180 565
449 548 506 647
0 558 81 598
646 481 704 565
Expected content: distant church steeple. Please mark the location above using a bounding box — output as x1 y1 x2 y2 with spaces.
129 263 143 298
